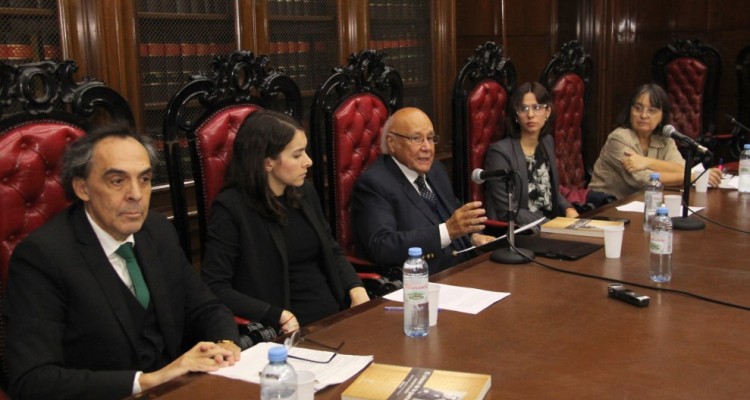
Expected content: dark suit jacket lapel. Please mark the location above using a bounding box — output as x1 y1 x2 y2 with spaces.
70 205 141 352
133 226 179 359
384 156 441 225
265 217 291 308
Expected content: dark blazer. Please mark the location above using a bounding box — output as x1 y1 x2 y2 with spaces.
484 134 572 226
352 155 470 275
5 203 239 400
201 181 363 327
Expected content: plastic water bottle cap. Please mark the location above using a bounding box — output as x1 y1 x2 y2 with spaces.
650 172 660 180
408 247 423 257
268 346 288 362
656 207 668 215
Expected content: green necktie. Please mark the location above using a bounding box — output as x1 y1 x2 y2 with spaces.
115 243 151 309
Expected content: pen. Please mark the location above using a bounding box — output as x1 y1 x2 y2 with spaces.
718 158 724 172
384 306 442 312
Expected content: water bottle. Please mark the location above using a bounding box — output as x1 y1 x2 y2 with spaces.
649 207 673 283
403 247 429 337
260 346 297 400
739 144 750 193
643 172 663 231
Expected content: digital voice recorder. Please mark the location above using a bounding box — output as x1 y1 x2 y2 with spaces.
607 283 650 307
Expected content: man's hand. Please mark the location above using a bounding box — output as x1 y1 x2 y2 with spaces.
139 341 237 391
446 201 487 240
470 233 495 247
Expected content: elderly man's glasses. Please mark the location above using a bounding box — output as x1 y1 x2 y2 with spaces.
390 131 439 145
516 104 549 115
283 330 344 364
631 104 661 117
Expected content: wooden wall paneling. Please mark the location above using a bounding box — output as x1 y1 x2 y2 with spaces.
503 0 555 85
433 0 456 159
238 0 257 52
455 0 501 69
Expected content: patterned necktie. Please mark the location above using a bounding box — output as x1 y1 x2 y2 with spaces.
415 175 437 208
115 243 151 309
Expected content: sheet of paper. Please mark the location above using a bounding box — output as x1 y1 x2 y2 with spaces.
210 342 373 391
383 283 510 314
720 174 739 189
616 200 704 214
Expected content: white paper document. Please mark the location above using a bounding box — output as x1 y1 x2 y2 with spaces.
616 200 704 215
383 283 510 314
210 342 373 391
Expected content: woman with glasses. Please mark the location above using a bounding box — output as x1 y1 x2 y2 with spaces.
201 110 369 336
588 83 721 199
484 81 579 227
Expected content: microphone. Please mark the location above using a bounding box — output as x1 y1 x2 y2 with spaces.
726 114 750 133
660 124 711 155
471 168 512 184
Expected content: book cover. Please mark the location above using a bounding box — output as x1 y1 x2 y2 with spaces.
540 217 624 238
341 363 491 400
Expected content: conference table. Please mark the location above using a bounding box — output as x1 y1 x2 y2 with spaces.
131 188 750 399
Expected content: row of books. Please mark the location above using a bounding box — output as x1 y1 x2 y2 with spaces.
367 38 430 84
139 0 230 14
267 0 335 16
0 37 60 63
268 40 334 91
369 0 430 20
0 0 55 9
139 42 235 104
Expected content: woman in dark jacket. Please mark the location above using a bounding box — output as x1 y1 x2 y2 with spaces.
484 82 579 227
202 110 368 334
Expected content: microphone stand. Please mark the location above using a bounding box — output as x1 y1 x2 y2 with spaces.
490 174 534 264
671 145 705 230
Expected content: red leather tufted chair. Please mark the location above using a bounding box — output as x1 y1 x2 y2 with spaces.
652 39 722 158
452 41 515 232
163 51 302 262
540 40 593 206
310 50 403 296
0 59 133 392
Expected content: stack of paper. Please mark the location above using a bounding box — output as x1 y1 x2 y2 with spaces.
211 341 373 392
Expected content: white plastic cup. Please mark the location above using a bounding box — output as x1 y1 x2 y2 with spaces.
296 370 316 400
695 170 709 192
664 194 682 217
601 225 625 259
428 283 440 327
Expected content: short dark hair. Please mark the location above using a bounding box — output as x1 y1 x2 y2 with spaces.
224 110 304 224
61 121 159 202
506 81 555 139
615 83 671 133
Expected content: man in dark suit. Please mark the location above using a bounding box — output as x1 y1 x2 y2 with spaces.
352 107 494 276
4 123 241 399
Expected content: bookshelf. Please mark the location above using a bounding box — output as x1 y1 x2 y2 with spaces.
136 0 236 184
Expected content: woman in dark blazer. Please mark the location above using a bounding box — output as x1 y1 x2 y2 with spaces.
484 82 579 227
202 110 369 334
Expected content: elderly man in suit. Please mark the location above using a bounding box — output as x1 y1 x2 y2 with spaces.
352 107 494 277
5 123 241 399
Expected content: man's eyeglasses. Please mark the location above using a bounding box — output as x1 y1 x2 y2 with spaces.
390 131 439 145
631 104 661 117
283 330 344 364
516 103 549 115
